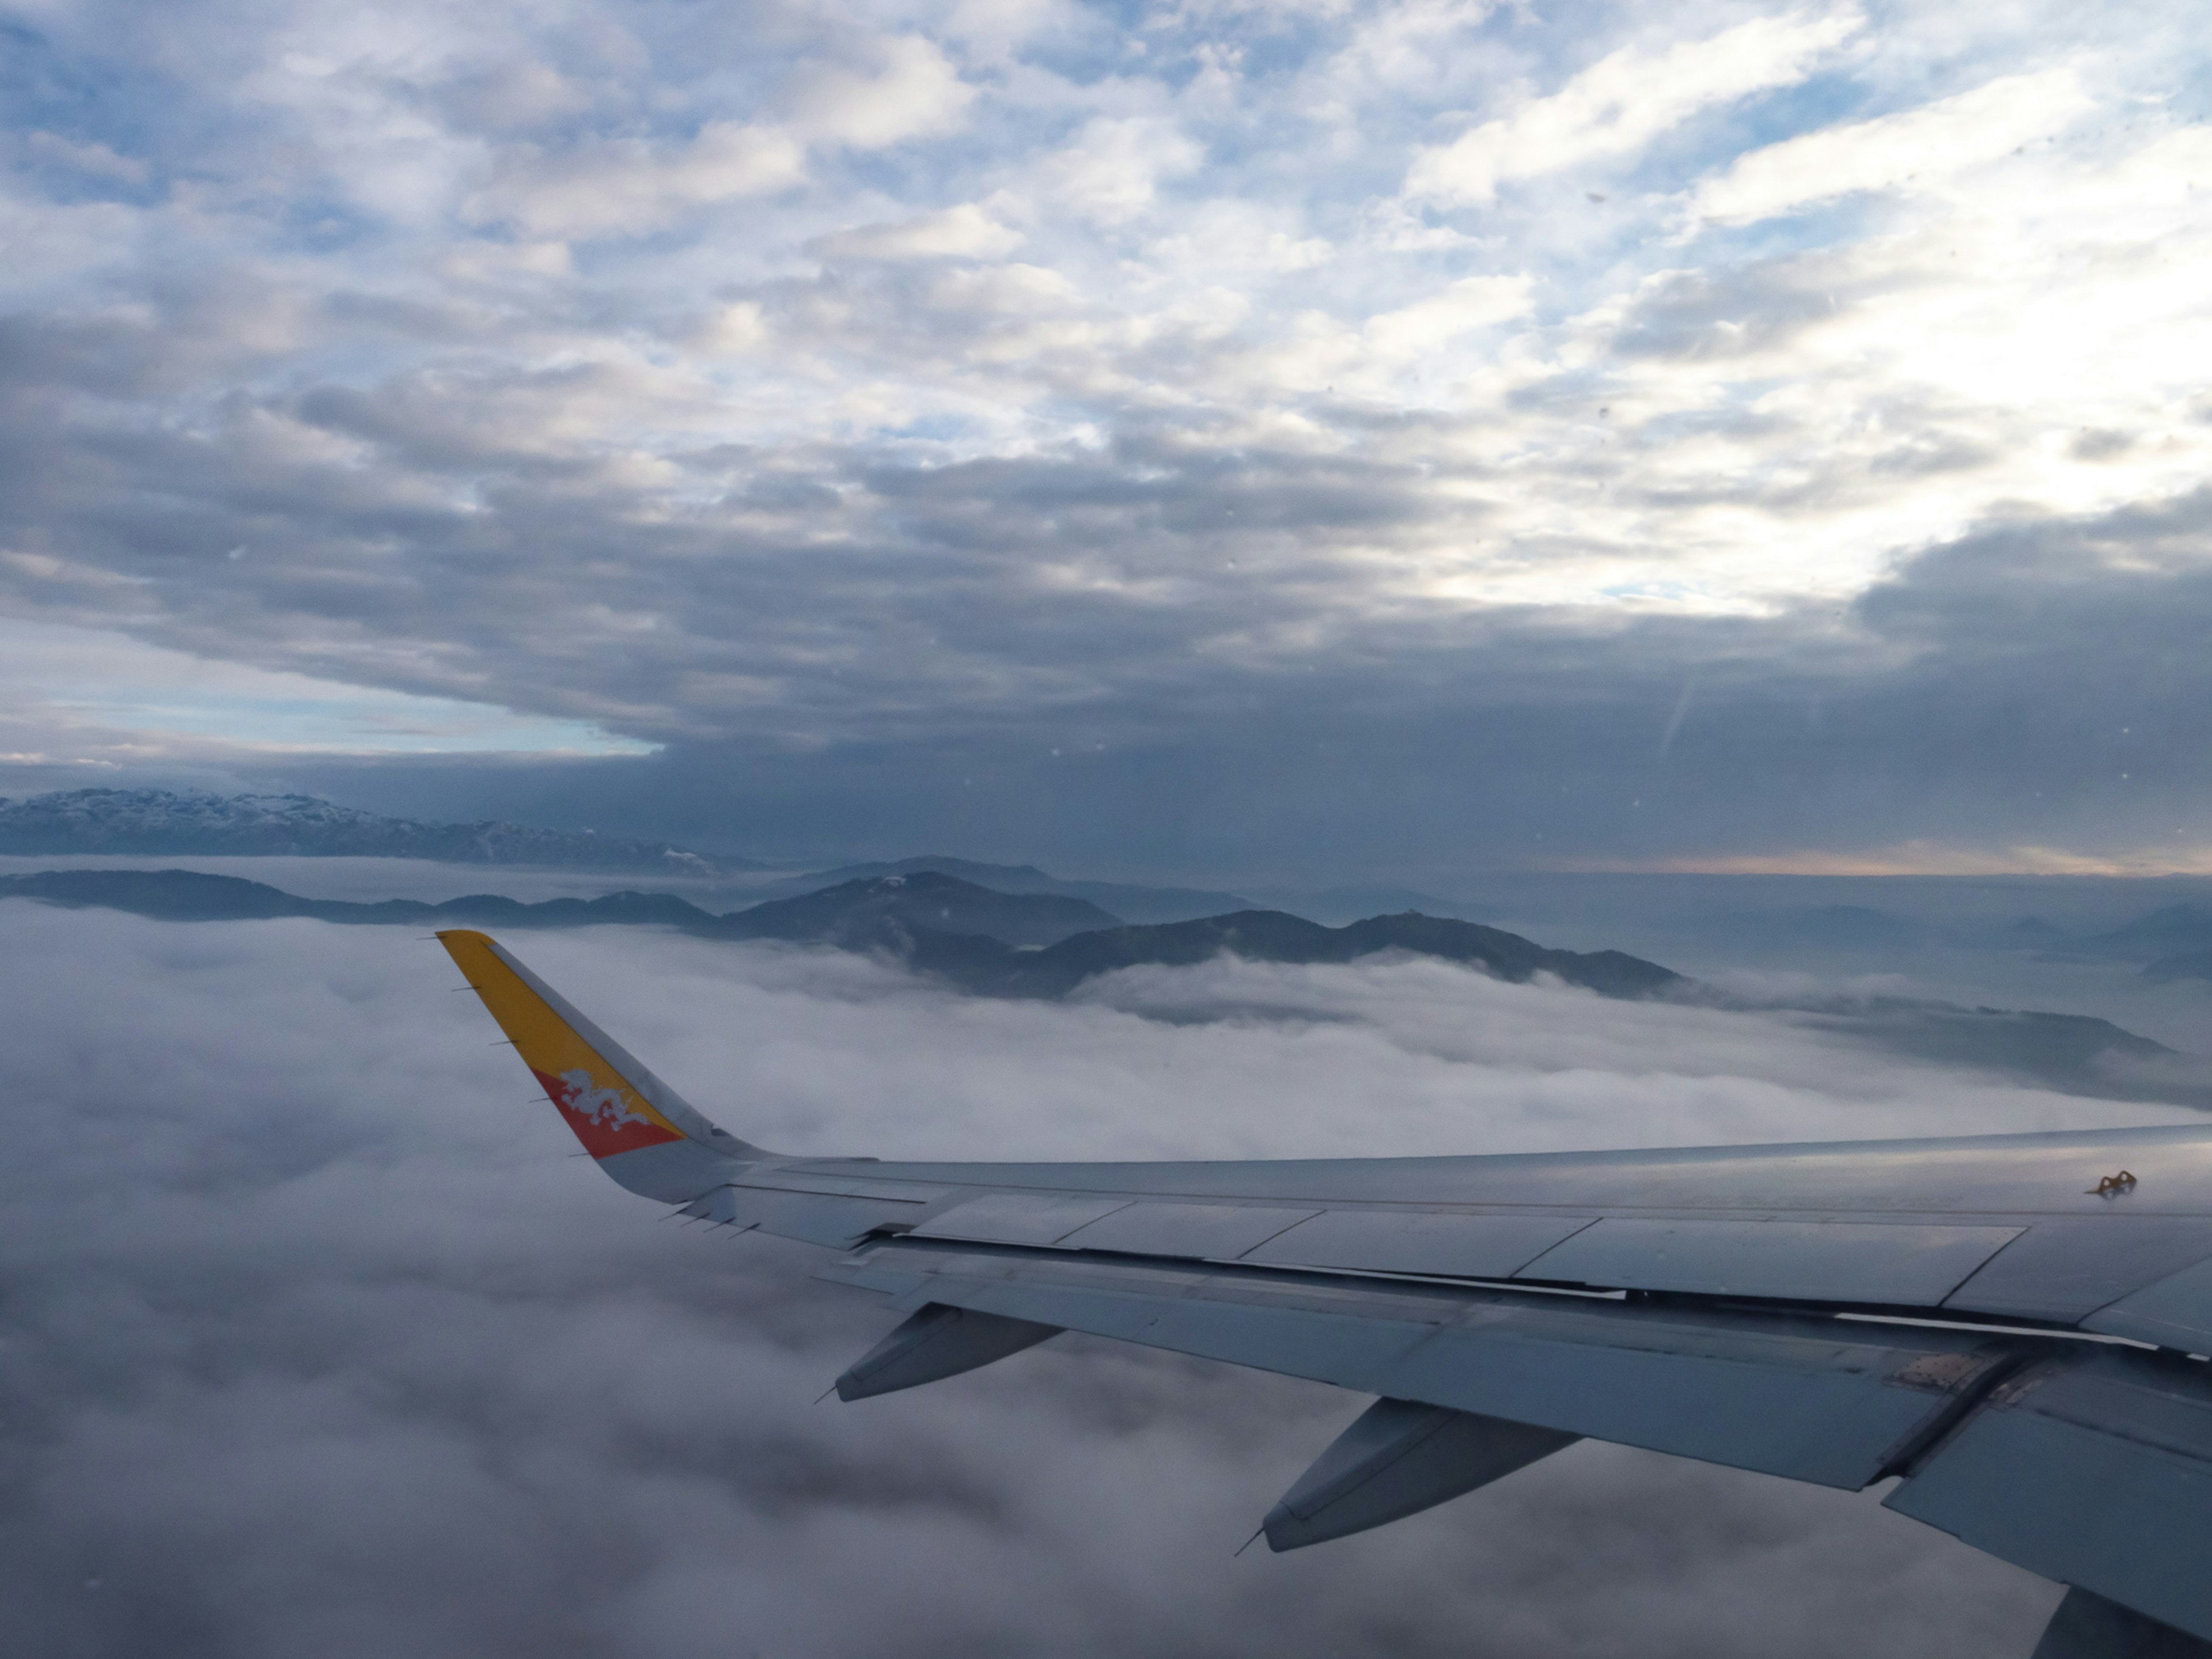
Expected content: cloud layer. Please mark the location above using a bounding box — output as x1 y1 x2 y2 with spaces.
10 903 2202 1654
2 0 2211 869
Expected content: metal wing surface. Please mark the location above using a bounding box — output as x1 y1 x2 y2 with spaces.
438 930 2212 1658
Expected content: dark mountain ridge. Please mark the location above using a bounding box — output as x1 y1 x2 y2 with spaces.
764 854 1253 924
9 866 2205 1107
914 910 1682 1001
2146 950 2212 985
0 868 1673 1001
1753 994 2177 1093
2081 903 2212 962
730 872 1119 948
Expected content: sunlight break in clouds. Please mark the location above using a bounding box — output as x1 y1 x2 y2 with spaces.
1689 67 2095 225
1403 7 1865 205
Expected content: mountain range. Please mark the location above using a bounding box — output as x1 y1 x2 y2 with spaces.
0 789 760 873
1655 895 2212 982
17 792 2212 980
2069 904 2212 983
902 907 1679 1001
0 791 1255 923
6 865 2205 1107
0 868 1672 1001
749 855 1255 923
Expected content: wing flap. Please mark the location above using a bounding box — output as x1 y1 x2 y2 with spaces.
2029 1588 2212 1658
822 1237 2035 1491
1887 1349 2212 1644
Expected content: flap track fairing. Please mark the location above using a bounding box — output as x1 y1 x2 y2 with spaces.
1263 1396 1580 1552
835 1302 1061 1402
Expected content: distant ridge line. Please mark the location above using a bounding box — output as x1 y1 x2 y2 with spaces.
10 866 2205 1108
755 853 1257 923
0 866 1678 1001
0 787 762 873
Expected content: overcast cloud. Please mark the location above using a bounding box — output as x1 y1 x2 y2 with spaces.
1 0 2209 871
17 903 2197 1657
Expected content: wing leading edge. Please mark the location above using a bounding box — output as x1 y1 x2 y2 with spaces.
439 931 2212 1657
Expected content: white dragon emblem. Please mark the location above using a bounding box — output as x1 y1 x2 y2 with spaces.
554 1069 653 1130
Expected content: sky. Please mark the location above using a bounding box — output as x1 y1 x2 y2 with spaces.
4 0 2212 876
14 900 2203 1658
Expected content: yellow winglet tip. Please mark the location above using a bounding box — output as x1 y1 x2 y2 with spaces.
435 929 688 1157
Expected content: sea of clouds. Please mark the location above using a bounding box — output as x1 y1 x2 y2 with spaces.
7 900 2201 1658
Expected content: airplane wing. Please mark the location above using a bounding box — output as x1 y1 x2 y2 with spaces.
440 930 2212 1658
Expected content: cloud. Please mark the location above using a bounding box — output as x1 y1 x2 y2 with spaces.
1363 274 1534 357
21 130 149 184
1039 116 1205 225
5 0 2212 872
435 58 601 134
6 902 2152 1655
469 120 806 239
812 204 1024 262
0 616 654 764
690 300 771 354
1596 843 2212 877
1690 68 2094 225
785 36 976 150
1404 8 1863 205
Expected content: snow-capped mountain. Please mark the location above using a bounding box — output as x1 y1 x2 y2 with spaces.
0 789 756 870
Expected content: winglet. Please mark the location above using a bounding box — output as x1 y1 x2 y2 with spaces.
438 931 766 1190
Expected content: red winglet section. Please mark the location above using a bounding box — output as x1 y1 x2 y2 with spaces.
440 930 687 1160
